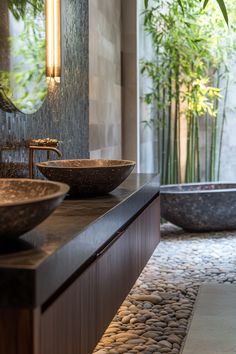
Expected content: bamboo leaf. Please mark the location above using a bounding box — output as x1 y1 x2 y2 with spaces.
215 0 228 25
177 0 184 13
203 0 210 9
202 0 228 25
144 0 149 9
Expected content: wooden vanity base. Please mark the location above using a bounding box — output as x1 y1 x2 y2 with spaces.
0 197 160 354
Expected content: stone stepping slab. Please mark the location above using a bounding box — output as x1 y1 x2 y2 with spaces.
182 284 236 354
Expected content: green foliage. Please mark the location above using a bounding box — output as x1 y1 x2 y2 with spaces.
7 0 44 20
0 1 47 114
144 0 229 23
141 0 236 184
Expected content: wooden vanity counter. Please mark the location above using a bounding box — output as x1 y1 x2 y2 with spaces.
0 173 160 354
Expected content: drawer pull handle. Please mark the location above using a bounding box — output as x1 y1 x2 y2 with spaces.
96 230 125 258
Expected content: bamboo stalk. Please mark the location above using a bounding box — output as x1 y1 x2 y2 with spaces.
167 71 172 184
190 113 195 181
217 74 229 180
210 71 220 181
196 116 200 181
163 87 168 184
156 74 162 178
186 115 192 182
205 115 209 181
210 118 215 181
174 53 180 183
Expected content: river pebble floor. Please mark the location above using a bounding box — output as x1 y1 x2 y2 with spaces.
93 223 236 354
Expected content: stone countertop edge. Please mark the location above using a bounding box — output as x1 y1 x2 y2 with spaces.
0 174 160 308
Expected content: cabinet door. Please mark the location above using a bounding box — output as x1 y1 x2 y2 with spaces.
40 197 160 354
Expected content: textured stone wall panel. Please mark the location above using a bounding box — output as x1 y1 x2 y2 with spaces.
0 0 89 178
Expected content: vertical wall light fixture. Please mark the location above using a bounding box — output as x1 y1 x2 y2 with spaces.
46 0 61 82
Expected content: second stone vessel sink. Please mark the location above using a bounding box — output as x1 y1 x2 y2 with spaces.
161 182 236 231
37 159 136 196
0 179 69 241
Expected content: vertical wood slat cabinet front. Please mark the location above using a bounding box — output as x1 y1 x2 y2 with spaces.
40 197 160 354
0 308 40 354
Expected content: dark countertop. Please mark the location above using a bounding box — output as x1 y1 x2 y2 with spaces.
0 173 160 308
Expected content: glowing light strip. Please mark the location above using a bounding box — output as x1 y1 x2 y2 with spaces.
46 0 61 81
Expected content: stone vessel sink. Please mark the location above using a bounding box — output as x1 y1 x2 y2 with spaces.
37 159 136 196
0 179 69 241
161 182 236 232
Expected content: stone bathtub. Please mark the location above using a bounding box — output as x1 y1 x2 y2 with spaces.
161 182 236 232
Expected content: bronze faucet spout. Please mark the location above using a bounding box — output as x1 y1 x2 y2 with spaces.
29 145 62 179
30 146 62 158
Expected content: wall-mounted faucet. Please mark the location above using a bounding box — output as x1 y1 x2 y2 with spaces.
29 138 62 178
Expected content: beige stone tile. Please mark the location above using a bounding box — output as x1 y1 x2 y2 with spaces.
97 57 119 83
100 145 122 159
89 124 106 151
89 149 102 159
89 101 108 125
107 124 121 147
89 0 130 161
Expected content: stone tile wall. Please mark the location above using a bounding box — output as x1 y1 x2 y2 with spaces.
89 0 122 159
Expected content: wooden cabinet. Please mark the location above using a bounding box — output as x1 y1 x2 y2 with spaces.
0 196 160 354
40 197 160 354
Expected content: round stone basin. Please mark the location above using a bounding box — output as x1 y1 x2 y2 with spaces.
0 179 69 241
37 159 136 196
161 183 236 232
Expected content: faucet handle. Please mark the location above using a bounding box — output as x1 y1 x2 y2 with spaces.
29 138 59 148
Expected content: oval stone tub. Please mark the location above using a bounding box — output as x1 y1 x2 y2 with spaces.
161 183 236 232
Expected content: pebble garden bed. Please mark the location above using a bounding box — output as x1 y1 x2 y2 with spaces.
93 223 236 354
